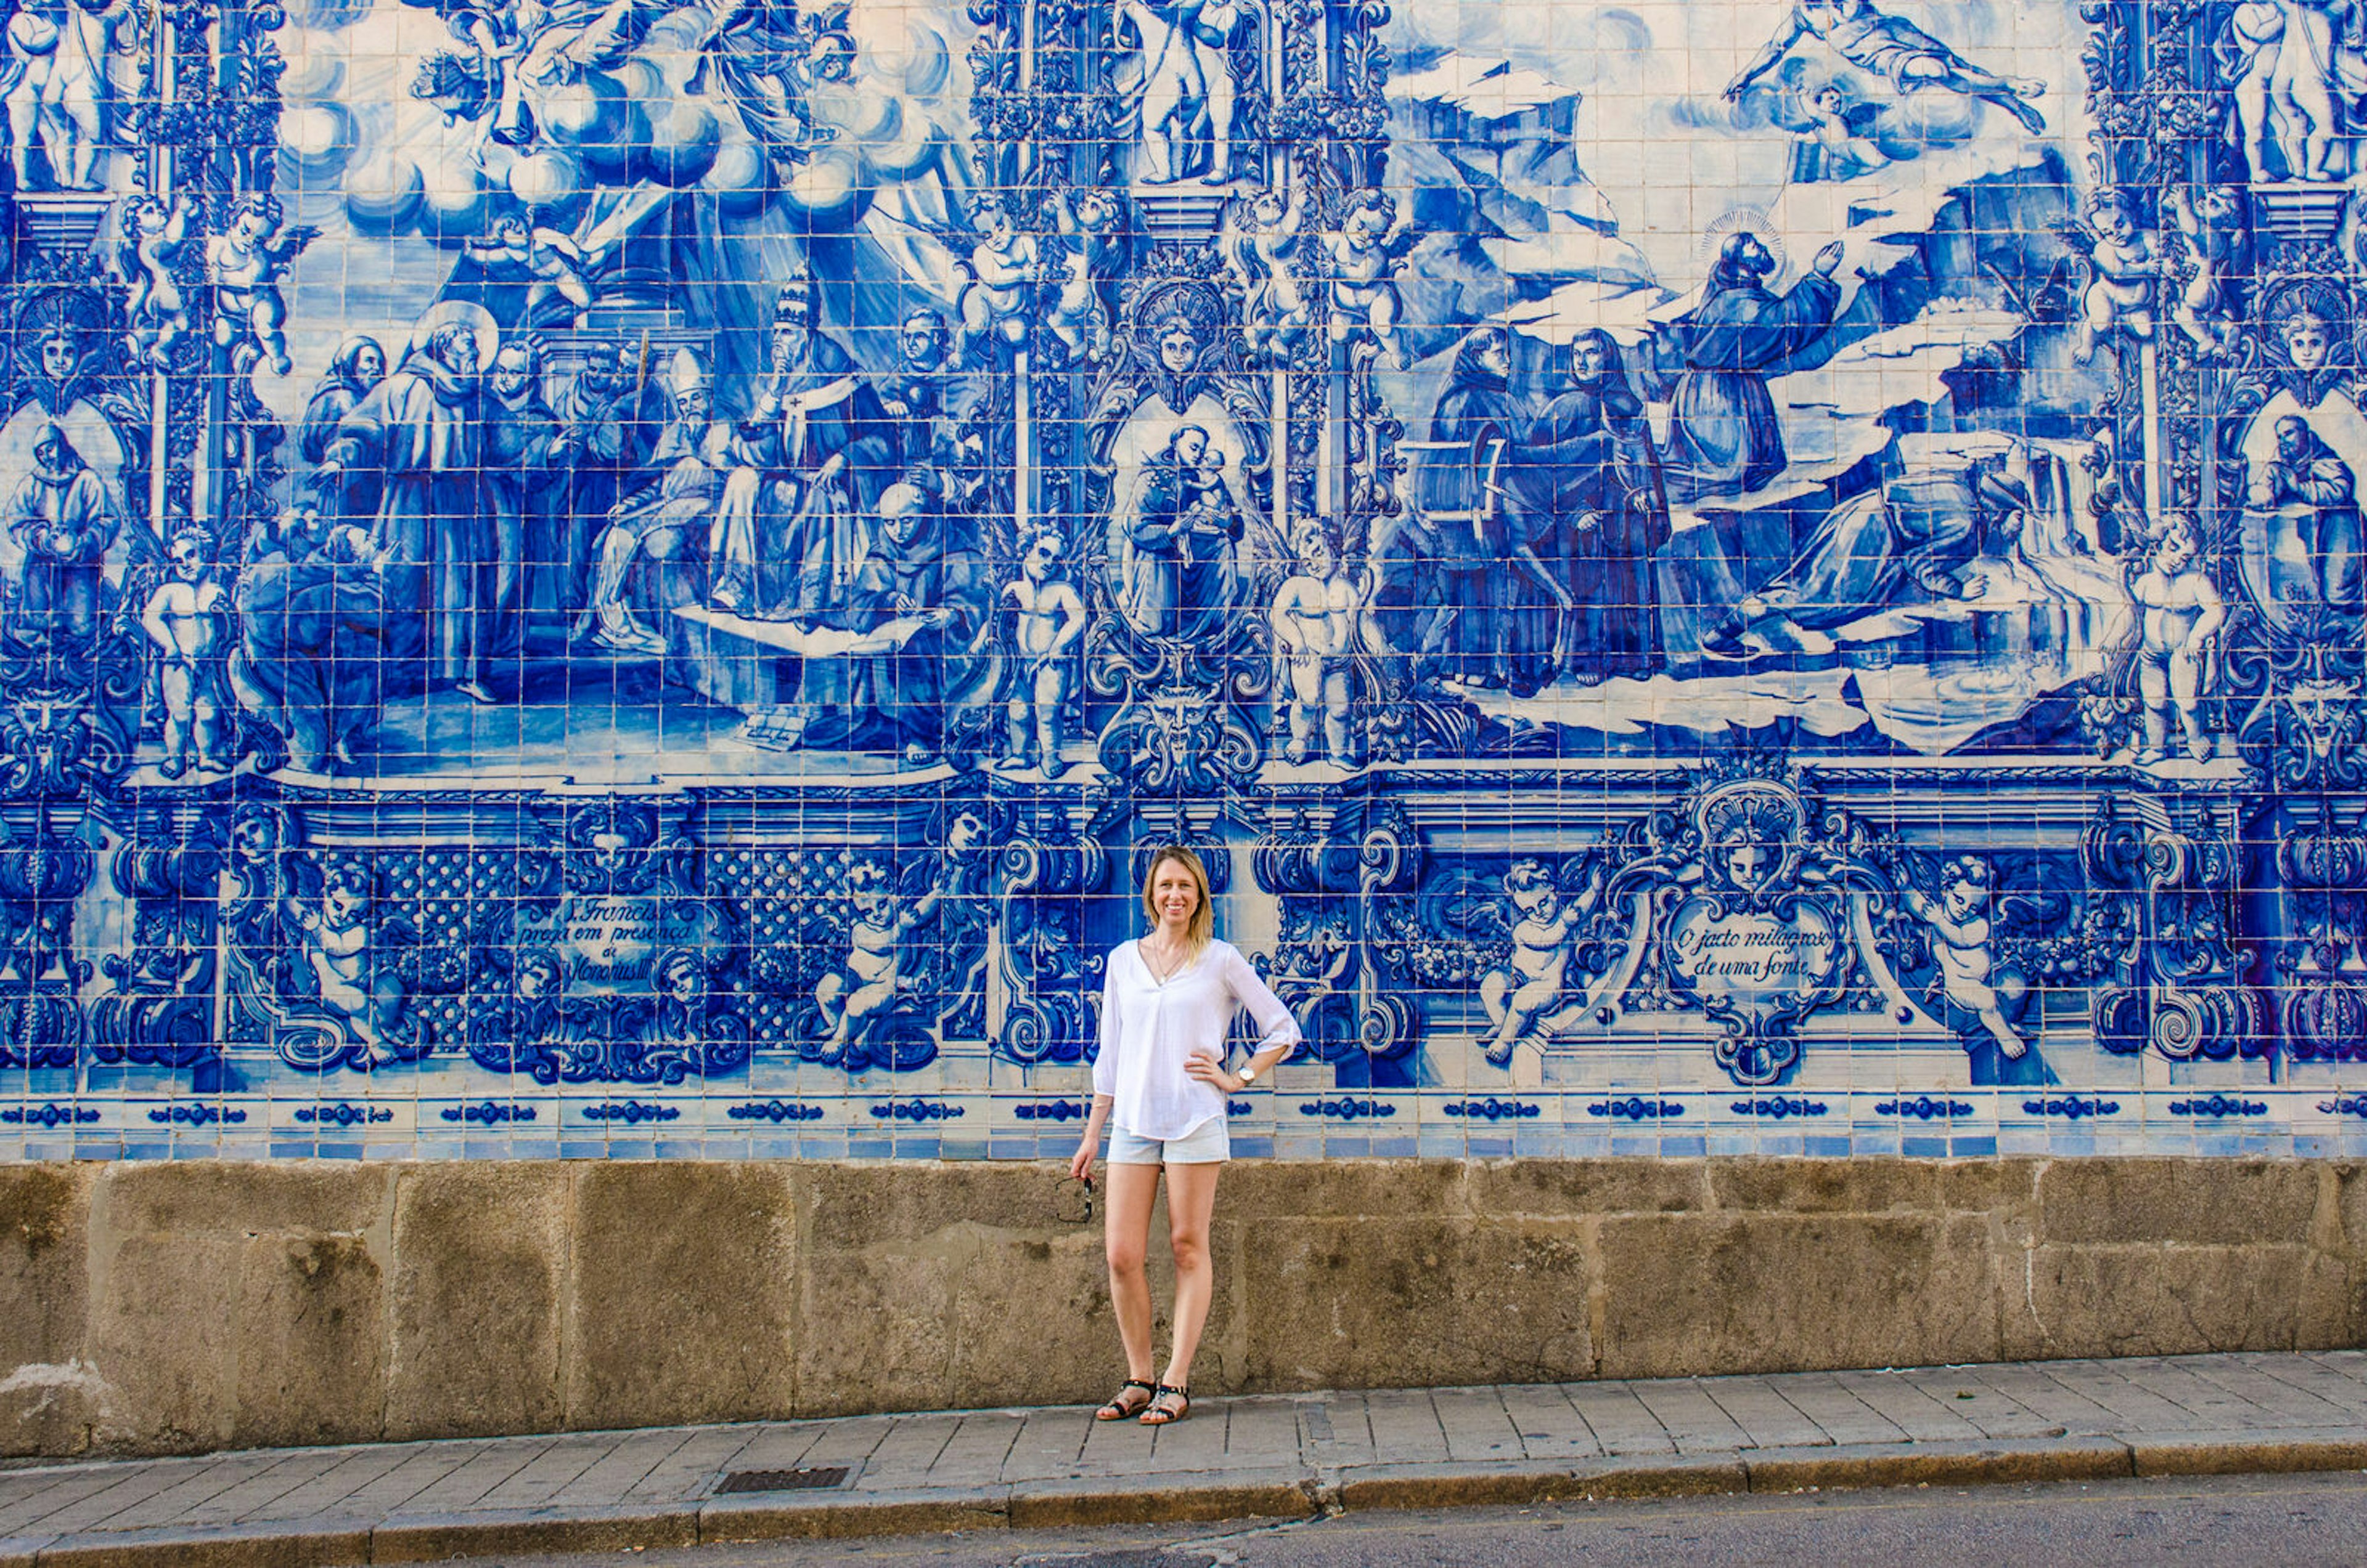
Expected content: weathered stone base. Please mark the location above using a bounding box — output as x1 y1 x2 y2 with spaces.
4 1158 2360 1458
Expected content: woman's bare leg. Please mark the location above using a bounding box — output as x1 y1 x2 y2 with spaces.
1103 1160 1163 1383
1159 1160 1222 1389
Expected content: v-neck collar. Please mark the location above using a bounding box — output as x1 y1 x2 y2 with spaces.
1135 937 1204 987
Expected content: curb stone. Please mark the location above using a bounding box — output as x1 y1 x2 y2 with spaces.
1741 1436 2134 1493
34 1526 374 1568
696 1491 1008 1543
25 1432 2367 1564
1004 1474 1317 1530
2128 1434 2367 1477
371 1509 698 1564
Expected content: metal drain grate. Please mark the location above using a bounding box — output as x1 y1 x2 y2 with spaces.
714 1466 851 1495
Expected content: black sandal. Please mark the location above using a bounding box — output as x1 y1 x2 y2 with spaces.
1139 1383 1190 1426
1095 1378 1155 1421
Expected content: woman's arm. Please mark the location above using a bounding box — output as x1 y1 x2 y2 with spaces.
1073 957 1126 1178
1069 1094 1114 1181
1186 945 1302 1093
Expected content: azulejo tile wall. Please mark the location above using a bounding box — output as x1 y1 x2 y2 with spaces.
0 0 2350 1162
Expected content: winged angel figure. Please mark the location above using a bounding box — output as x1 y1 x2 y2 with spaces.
406 0 855 168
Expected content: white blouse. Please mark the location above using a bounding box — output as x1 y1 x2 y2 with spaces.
1093 938 1302 1140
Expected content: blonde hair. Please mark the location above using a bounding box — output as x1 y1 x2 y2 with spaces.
1140 844 1215 955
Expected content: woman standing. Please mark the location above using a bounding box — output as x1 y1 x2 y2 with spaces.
1069 846 1302 1426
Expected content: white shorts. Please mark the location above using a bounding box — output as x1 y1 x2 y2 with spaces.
1107 1117 1231 1166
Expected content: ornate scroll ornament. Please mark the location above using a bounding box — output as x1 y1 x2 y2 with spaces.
1440 760 1956 1088
2273 826 2367 1063
2087 794 2265 1062
991 791 1112 1066
1250 795 1422 1063
493 801 749 1083
89 806 226 1069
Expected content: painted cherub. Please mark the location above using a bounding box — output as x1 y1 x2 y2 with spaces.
1478 857 1606 1065
1802 83 1891 179
1045 188 1122 365
117 194 192 371
814 862 946 1061
992 525 1087 778
2059 190 2159 365
210 194 320 377
2130 518 2225 765
1269 517 1365 765
464 211 594 321
1224 179 1314 362
284 863 413 1063
1901 855 2027 1059
139 528 232 780
1326 189 1417 369
957 192 1045 365
2159 185 2247 359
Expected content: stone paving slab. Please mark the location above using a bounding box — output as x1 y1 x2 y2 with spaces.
6 1354 2367 1566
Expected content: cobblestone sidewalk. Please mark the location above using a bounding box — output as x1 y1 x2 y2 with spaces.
13 1353 2367 1566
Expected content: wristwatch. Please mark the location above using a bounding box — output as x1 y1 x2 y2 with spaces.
1238 1063 1259 1086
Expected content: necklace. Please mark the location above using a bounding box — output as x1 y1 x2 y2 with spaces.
1140 937 1188 984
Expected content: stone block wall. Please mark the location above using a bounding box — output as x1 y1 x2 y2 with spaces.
3 1158 2358 1458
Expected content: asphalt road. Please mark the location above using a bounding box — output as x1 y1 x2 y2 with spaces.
470 1470 2367 1567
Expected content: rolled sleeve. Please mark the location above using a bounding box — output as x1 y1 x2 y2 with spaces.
1224 946 1302 1057
1092 958 1122 1100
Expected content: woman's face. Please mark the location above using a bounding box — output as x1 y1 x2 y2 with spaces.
1149 859 1200 928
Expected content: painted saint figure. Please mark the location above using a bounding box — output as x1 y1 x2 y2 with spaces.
838 471 991 765
228 506 386 774
2247 412 2364 615
298 337 388 479
1723 0 2048 134
1413 327 1539 691
6 421 116 639
316 315 493 699
583 347 729 656
871 309 981 473
1653 234 1844 504
481 338 562 663
549 341 660 618
1118 423 1246 641
1525 329 1670 684
1700 447 2039 656
714 284 885 622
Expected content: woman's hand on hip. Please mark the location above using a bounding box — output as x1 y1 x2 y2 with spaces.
1183 1053 1240 1095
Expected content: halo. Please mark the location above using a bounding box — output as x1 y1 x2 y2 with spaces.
406 300 499 371
1699 207 1786 284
